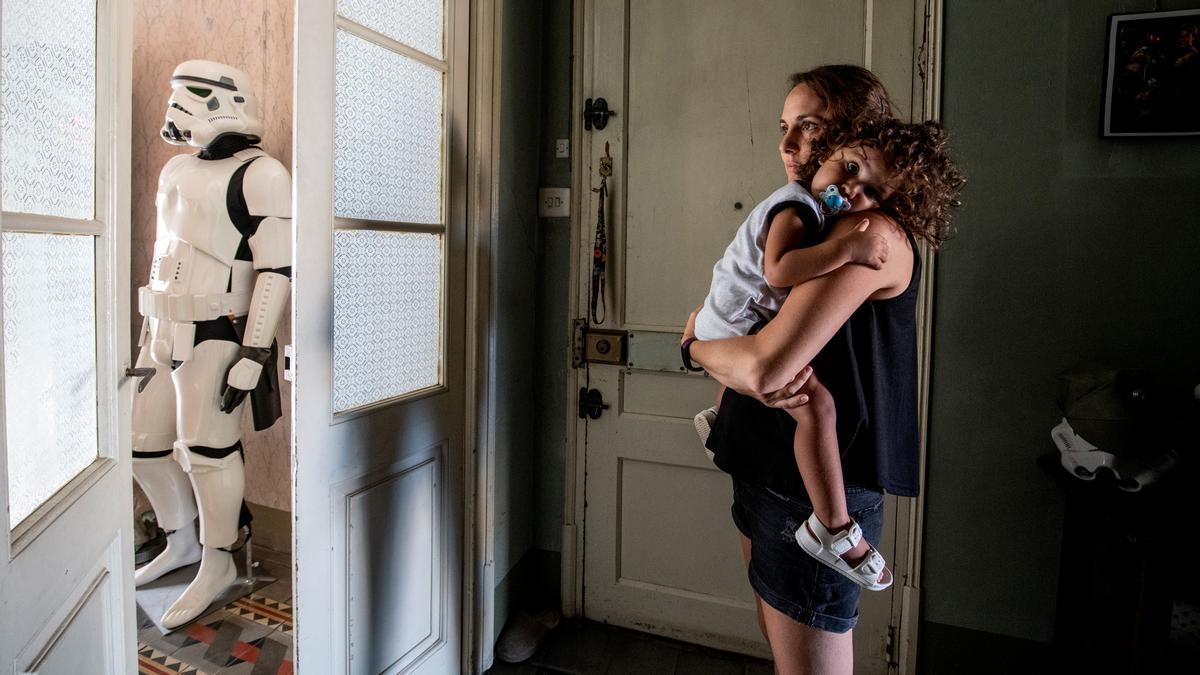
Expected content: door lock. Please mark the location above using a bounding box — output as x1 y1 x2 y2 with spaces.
583 97 617 131
578 388 610 420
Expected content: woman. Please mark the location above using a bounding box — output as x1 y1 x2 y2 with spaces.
682 66 918 674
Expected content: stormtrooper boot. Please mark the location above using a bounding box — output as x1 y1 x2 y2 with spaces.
161 444 244 629
132 456 201 586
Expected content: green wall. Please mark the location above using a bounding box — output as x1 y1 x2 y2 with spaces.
493 0 543 640
928 0 1200 642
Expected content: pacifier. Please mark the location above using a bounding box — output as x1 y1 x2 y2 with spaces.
818 185 851 215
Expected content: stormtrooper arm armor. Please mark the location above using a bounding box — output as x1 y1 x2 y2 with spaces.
221 156 292 409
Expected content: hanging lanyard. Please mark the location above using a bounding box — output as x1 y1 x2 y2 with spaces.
590 143 612 325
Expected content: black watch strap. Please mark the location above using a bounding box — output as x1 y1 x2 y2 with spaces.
681 337 705 372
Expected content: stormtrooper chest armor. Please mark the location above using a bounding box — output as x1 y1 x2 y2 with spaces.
141 151 261 322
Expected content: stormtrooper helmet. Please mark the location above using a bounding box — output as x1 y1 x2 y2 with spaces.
161 60 263 148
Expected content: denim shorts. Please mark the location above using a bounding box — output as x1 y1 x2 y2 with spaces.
730 475 885 634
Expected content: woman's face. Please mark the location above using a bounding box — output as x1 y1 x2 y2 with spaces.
779 84 831 182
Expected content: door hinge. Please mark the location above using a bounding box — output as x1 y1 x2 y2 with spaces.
577 387 610 419
886 624 898 667
572 318 627 368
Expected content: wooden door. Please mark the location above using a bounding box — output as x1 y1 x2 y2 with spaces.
575 1 928 670
292 0 470 672
0 0 136 671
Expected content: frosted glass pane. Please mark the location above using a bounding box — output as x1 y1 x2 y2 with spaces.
3 233 98 528
333 230 442 413
1 0 96 219
335 31 443 224
338 0 444 59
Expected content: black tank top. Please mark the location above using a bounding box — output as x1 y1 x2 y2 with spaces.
707 234 922 497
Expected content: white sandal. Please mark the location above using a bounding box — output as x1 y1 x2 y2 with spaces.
693 407 717 462
794 513 893 591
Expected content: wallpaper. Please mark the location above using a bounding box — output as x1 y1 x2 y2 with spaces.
132 0 294 512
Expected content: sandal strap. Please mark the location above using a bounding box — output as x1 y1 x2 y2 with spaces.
854 547 886 579
824 519 862 557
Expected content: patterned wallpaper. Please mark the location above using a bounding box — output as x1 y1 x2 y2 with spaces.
132 0 293 512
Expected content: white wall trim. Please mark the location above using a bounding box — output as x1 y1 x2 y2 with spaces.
465 0 501 671
899 0 944 672
560 0 589 618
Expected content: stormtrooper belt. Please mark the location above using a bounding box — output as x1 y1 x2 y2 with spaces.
138 286 252 322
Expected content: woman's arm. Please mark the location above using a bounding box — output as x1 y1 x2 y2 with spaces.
690 211 912 396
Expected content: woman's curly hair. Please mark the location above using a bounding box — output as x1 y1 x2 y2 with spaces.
807 117 965 249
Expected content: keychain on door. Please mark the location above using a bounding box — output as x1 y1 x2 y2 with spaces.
590 142 612 324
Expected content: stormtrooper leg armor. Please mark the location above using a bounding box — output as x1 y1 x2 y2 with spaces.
160 337 250 630
132 321 201 587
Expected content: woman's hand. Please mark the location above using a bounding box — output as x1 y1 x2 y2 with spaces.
752 365 814 409
682 306 700 344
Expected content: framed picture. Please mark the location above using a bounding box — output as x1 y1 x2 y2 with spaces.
1101 9 1200 137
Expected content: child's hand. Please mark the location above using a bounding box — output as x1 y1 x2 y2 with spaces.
841 219 889 270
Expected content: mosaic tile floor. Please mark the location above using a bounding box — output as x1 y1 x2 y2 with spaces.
137 549 293 675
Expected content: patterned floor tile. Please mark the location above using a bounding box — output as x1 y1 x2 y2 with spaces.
138 643 211 675
139 591 294 675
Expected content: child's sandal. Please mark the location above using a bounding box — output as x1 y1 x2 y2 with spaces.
794 513 893 591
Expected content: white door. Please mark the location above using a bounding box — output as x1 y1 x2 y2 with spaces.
575 0 929 670
0 0 135 672
292 0 469 672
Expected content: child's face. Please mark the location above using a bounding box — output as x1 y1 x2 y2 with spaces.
811 145 895 214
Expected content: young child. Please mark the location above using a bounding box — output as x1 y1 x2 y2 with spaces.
690 117 963 590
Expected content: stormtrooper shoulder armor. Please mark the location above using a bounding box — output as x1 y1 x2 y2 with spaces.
241 155 291 219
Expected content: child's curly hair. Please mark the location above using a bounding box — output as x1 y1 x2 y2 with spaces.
807 117 965 249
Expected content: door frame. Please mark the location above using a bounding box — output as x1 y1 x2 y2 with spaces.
465 0 502 673
560 1 945 671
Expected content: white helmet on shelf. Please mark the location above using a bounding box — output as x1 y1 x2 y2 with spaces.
161 60 263 148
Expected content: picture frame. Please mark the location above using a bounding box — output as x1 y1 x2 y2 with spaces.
1101 9 1200 137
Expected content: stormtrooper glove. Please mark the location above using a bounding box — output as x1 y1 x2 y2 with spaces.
220 345 273 413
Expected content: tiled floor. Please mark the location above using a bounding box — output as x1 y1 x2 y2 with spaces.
486 619 773 675
136 546 293 675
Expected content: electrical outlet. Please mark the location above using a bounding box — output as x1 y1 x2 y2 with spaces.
555 138 570 158
539 188 570 217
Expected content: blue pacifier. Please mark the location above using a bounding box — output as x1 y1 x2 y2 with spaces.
818 185 850 215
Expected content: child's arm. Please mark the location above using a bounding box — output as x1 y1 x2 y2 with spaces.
763 209 889 288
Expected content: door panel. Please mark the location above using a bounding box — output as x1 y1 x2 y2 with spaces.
0 0 134 671
293 0 468 672
579 0 925 669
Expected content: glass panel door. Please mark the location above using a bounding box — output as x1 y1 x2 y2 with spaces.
331 0 447 415
1 0 103 530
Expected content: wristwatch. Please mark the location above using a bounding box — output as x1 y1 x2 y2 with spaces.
680 336 705 372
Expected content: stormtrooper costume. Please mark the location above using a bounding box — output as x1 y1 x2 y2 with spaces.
131 60 290 630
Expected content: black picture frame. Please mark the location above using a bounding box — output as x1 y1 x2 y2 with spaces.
1101 9 1200 137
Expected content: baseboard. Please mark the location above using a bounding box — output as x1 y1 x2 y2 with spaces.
919 621 1050 675
247 501 291 557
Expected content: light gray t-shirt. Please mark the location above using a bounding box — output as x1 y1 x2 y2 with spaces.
694 182 824 340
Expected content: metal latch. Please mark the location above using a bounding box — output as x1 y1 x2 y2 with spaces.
283 344 295 382
124 366 156 393
572 318 627 367
577 388 609 419
583 97 617 131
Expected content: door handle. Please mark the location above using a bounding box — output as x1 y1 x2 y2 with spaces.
124 366 156 393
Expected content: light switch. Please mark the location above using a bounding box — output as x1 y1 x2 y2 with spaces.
539 188 570 217
555 138 570 158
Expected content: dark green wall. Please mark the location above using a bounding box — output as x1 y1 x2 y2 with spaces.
495 0 573 639
928 0 1200 642
493 0 543 640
